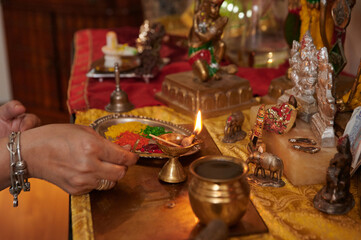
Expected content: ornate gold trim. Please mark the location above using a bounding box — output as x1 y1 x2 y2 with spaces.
71 194 94 240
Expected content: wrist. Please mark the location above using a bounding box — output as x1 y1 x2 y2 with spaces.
20 129 43 179
0 137 11 190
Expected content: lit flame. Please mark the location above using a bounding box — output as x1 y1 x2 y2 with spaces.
194 110 202 135
193 215 199 224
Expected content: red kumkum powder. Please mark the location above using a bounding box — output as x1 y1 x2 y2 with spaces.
114 131 149 150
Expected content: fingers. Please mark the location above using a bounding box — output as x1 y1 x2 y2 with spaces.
19 113 41 131
83 133 138 185
0 100 40 131
78 125 138 166
10 113 41 132
99 138 139 167
0 100 26 121
96 162 129 182
93 138 138 188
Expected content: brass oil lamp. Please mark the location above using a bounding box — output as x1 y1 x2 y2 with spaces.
155 111 203 183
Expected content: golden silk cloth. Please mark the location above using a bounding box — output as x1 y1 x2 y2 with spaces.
72 106 361 240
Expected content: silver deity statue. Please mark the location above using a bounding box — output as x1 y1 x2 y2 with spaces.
278 31 318 122
311 47 337 148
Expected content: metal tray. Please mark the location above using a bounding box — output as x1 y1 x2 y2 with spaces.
90 114 200 158
86 57 169 83
86 68 154 82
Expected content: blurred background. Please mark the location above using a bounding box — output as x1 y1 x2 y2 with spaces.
1 0 360 124
142 0 289 67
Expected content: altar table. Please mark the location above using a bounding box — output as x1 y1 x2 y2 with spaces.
68 28 361 240
72 107 361 240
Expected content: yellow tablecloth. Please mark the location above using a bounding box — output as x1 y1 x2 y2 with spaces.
72 106 361 240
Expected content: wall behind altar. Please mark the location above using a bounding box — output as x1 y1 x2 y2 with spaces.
344 0 361 76
0 5 11 103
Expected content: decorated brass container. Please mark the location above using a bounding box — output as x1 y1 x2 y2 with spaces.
188 155 250 226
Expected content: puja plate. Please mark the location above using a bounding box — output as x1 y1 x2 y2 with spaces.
88 56 141 74
86 57 169 83
90 114 200 158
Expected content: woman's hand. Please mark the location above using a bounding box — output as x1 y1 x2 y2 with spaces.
21 124 139 195
0 100 41 137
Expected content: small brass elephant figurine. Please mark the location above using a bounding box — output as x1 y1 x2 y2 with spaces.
247 147 285 187
222 111 247 143
222 111 246 143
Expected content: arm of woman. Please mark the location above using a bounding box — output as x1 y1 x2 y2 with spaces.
0 124 138 195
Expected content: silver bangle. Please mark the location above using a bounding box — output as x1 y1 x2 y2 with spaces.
6 131 30 207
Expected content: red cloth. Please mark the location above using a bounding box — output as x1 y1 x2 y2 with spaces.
67 27 288 113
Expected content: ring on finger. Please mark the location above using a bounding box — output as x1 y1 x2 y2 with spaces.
95 179 116 191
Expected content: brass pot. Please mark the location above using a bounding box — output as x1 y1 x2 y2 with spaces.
188 155 250 226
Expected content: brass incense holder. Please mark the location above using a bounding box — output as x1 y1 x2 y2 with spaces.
155 133 201 184
188 155 250 226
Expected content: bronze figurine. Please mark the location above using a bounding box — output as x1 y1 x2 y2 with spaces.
247 146 285 188
313 135 355 214
222 111 246 143
188 0 233 82
155 0 254 118
135 20 165 76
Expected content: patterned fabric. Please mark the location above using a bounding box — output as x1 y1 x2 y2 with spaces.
264 103 297 134
72 106 361 240
253 104 266 138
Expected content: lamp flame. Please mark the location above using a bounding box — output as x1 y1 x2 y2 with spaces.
181 111 202 147
194 110 202 135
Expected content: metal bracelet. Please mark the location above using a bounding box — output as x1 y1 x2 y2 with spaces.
7 131 30 207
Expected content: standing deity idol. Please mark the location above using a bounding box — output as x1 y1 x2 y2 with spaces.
311 47 336 147
188 0 231 82
156 0 254 118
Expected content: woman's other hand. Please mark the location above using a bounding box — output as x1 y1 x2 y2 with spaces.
0 100 41 137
